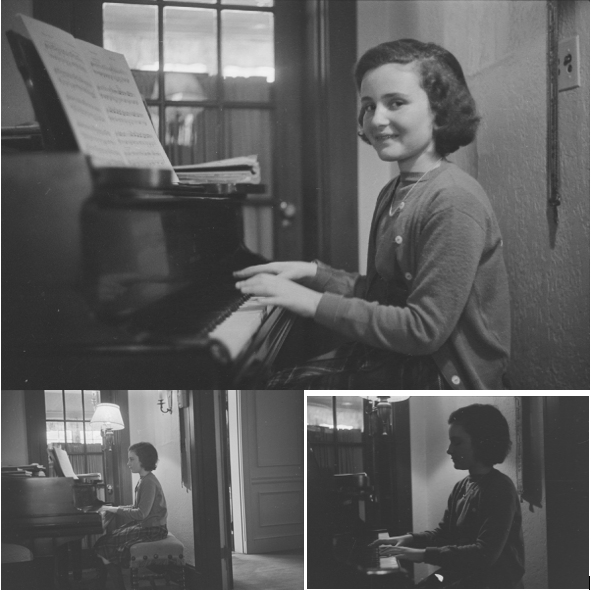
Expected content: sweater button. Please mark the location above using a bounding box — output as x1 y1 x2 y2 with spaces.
404 272 413 281
451 375 461 385
395 235 403 244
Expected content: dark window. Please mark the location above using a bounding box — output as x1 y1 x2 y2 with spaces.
307 396 367 475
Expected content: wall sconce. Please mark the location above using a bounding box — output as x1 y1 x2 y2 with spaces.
158 390 174 414
90 403 125 451
364 395 410 436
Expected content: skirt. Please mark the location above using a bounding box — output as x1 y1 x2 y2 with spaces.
266 341 451 389
94 522 168 568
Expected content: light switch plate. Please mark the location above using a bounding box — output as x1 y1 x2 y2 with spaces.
558 35 581 92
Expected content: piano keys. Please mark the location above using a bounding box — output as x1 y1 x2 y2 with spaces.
2 151 298 388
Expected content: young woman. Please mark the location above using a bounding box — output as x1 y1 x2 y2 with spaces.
94 442 168 588
372 404 524 589
234 39 510 389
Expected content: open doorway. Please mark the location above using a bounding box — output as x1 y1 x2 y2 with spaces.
227 391 304 590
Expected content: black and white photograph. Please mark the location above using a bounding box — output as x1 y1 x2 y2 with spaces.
307 394 589 589
2 390 304 590
2 0 589 390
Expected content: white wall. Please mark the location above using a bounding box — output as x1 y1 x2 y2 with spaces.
128 391 195 566
409 396 547 589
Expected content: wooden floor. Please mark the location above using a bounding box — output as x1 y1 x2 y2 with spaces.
232 549 304 590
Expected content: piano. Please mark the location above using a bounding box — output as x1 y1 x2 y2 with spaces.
307 450 413 589
1 476 104 588
3 31 299 389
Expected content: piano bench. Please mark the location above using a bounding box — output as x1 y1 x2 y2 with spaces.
1 543 39 590
129 534 185 589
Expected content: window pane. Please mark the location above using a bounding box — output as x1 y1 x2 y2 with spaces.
164 7 217 100
337 446 363 474
307 396 333 444
223 108 272 188
103 4 158 71
45 391 64 421
132 70 159 101
86 453 105 476
222 10 273 101
312 446 335 474
165 106 221 165
336 396 364 443
222 0 274 6
83 391 99 420
64 391 83 420
66 421 86 444
46 421 66 444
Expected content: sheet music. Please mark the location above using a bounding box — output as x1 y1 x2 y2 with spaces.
20 15 127 167
20 16 177 179
52 446 78 479
77 40 176 176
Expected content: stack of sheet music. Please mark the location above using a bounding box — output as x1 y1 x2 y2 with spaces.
174 155 261 185
1 464 46 478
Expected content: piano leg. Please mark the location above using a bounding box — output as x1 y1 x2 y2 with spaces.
69 540 82 583
53 542 71 589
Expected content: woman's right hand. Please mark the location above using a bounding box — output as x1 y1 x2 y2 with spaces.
368 534 414 548
233 261 317 283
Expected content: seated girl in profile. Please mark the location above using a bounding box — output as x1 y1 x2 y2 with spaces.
372 404 524 588
94 441 167 588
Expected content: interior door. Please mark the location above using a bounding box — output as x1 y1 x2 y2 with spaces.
190 390 233 589
231 390 304 554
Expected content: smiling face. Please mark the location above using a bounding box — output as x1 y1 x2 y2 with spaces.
447 423 480 472
127 450 143 474
359 62 439 172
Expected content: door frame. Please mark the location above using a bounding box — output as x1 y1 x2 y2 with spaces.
228 391 248 554
189 390 234 589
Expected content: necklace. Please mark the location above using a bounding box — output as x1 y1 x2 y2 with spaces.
389 157 443 217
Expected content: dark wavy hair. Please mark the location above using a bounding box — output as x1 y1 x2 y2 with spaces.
448 404 512 466
354 39 480 156
129 442 158 471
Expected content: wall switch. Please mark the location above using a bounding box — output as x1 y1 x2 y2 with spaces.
558 35 581 92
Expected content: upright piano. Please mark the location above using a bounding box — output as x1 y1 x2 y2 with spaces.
2 476 104 588
2 151 297 388
2 29 299 388
307 450 413 589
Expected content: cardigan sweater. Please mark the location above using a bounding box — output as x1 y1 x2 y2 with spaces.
306 160 510 389
117 472 167 528
410 469 525 588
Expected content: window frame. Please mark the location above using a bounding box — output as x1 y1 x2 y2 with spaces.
44 389 104 475
307 396 369 475
101 1 276 168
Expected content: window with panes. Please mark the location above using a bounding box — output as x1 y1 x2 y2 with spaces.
44 390 105 477
102 0 274 194
307 396 368 475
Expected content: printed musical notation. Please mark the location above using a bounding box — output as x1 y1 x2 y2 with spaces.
20 15 177 177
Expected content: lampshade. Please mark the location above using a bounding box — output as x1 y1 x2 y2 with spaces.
90 403 125 430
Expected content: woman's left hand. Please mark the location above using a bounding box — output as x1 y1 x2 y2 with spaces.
235 273 322 318
101 505 119 514
378 546 425 563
